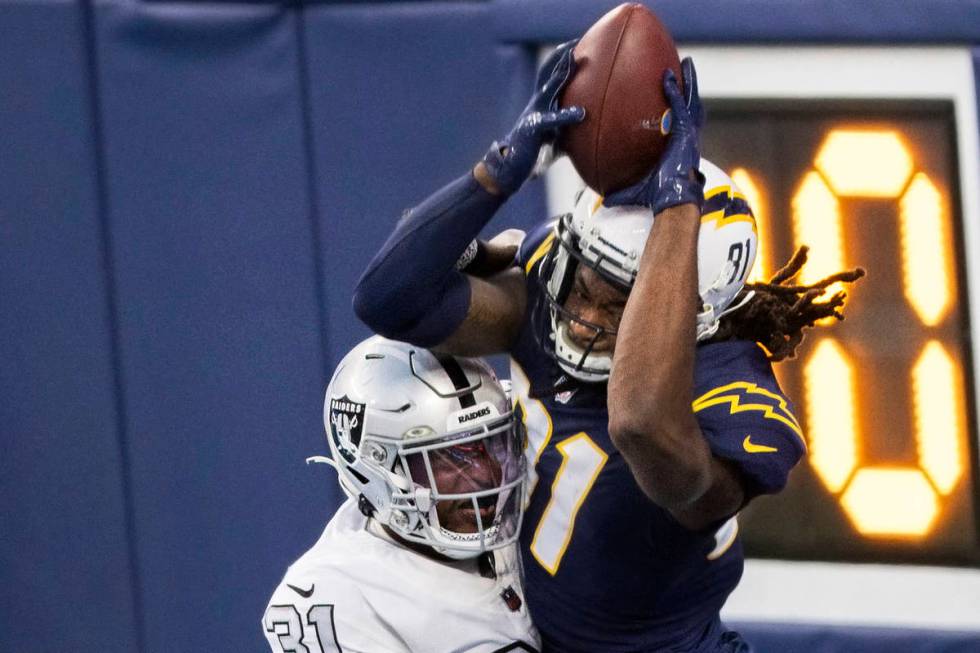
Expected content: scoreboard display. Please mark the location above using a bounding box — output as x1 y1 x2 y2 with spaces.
701 100 980 566
545 47 980 572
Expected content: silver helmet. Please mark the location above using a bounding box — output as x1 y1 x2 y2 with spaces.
315 336 526 559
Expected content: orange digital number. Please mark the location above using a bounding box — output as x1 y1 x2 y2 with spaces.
737 129 967 538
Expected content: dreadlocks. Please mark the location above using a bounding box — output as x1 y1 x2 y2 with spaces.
711 246 866 361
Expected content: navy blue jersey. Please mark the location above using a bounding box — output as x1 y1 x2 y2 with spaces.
509 221 804 652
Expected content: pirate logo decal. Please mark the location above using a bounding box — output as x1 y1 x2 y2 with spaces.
329 395 365 463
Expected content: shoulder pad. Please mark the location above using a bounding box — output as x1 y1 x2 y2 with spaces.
517 219 557 273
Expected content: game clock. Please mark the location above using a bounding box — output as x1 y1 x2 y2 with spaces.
542 46 980 570
701 99 980 566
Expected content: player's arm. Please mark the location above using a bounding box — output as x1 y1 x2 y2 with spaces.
353 42 583 356
435 227 528 356
609 201 745 529
606 60 742 530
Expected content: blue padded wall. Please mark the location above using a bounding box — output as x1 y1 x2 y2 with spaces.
0 1 140 651
493 0 980 43
2 1 979 652
738 622 980 653
90 2 329 651
302 1 547 368
0 2 546 650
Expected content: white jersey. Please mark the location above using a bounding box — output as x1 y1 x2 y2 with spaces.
262 499 540 653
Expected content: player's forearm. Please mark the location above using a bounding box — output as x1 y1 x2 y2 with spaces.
353 169 505 346
608 204 712 507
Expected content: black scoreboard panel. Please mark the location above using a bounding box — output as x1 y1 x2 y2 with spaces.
702 100 980 566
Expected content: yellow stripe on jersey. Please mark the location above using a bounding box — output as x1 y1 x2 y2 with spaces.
524 233 555 275
692 381 805 448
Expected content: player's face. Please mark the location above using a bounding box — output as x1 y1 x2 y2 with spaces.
562 266 628 353
430 440 503 533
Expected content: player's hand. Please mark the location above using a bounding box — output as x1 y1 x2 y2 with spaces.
533 39 580 113
482 40 586 197
605 57 705 214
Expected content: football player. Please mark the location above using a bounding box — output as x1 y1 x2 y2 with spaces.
262 336 540 653
353 44 862 653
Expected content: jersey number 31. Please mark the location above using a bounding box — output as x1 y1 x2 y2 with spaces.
264 604 340 653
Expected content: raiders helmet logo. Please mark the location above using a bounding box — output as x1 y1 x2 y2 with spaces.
329 395 365 463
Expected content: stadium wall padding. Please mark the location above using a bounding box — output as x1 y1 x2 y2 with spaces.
0 2 141 650
1 1 541 651
1 1 978 652
91 4 326 651
492 0 980 44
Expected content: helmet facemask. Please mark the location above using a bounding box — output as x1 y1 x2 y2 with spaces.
393 414 526 559
533 213 632 383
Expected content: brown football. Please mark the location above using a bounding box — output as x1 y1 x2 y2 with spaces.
559 3 682 195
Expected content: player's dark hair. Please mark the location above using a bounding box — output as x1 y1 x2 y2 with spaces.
711 246 866 361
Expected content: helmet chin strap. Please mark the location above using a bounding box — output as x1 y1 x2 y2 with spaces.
696 289 756 341
723 289 756 317
435 523 499 560
694 258 756 341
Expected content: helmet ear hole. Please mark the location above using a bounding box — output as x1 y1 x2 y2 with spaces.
357 494 376 517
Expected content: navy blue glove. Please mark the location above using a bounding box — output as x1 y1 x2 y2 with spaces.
483 40 586 197
605 57 704 213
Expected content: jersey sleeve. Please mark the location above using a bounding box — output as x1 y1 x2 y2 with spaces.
262 568 409 653
692 340 806 499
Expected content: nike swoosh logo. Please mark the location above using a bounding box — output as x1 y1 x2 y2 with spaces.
743 435 778 453
287 583 314 598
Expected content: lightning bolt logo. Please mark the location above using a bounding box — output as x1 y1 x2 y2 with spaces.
700 185 758 234
692 381 805 450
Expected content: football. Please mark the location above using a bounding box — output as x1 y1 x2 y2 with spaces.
559 3 683 195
